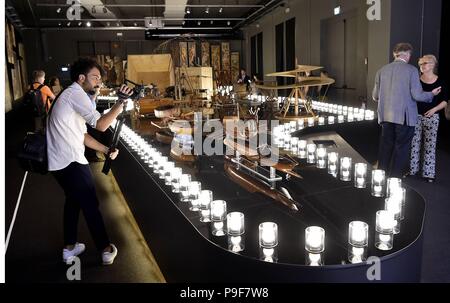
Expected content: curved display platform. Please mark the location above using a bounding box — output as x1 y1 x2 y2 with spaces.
110 114 425 283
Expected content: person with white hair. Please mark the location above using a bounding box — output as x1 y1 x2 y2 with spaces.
409 54 448 182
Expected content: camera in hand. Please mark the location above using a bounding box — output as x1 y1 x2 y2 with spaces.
117 79 148 101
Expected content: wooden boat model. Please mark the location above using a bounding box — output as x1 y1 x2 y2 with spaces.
223 138 303 179
224 155 301 212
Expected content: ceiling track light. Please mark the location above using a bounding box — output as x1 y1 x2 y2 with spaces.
56 7 62 14
86 21 92 27
205 7 209 14
78 21 82 26
67 22 71 26
210 20 213 25
219 7 223 13
186 7 191 14
106 22 110 26
197 21 201 26
227 21 231 26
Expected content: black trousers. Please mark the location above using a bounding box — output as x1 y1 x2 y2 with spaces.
52 162 110 251
378 122 415 178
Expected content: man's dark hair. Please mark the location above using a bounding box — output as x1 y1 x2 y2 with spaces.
70 57 105 82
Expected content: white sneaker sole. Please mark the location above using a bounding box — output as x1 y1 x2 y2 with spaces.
102 259 115 265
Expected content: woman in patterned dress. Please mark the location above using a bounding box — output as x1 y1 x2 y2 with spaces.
410 55 448 182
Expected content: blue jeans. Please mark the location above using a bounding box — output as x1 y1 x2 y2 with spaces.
378 122 415 178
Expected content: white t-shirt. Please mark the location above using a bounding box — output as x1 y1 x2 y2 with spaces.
47 82 101 171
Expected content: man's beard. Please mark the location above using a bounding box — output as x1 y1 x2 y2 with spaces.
86 84 100 96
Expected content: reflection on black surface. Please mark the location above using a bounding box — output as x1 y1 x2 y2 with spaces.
121 118 425 266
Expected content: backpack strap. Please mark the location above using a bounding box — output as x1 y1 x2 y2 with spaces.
30 83 45 91
47 88 66 118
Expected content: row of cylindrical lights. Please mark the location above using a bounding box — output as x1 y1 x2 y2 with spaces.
215 87 375 117
274 121 408 258
117 115 400 264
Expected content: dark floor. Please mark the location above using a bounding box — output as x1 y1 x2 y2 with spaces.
4 104 450 282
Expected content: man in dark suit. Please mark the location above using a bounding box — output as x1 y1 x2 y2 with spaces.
237 69 251 91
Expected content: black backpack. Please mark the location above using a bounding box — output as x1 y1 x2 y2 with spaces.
17 88 65 174
23 83 46 117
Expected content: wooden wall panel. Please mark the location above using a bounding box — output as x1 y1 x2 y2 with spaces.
179 42 188 67
201 42 210 67
188 41 197 67
211 45 221 71
221 42 230 71
231 52 240 83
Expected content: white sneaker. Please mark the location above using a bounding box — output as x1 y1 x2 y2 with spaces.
102 244 118 265
62 243 86 264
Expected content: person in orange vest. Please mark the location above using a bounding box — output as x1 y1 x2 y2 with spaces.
30 70 56 131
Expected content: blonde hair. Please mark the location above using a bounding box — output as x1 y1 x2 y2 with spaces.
419 54 439 75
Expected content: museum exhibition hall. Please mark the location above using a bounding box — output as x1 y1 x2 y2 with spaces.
3 0 450 284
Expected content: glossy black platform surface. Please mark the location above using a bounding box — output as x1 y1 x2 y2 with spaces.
110 117 425 282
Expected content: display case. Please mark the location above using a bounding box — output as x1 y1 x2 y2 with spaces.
108 103 424 283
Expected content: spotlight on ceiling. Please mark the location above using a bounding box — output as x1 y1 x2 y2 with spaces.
78 21 82 26
86 21 92 27
186 7 191 14
58 22 62 26
205 7 209 14
219 7 223 13
210 20 213 25
182 20 186 25
116 22 120 26
134 22 137 27
227 21 231 26
197 21 201 25
334 6 341 15
56 7 62 14
106 22 110 26
67 22 71 26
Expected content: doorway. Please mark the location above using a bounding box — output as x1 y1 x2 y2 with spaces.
320 10 359 90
